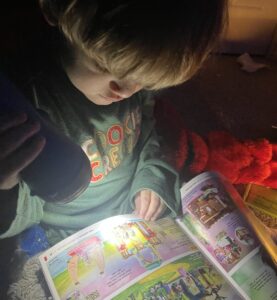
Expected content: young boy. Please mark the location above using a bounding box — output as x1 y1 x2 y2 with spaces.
0 0 227 248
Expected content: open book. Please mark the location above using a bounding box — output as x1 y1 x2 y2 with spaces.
39 172 277 300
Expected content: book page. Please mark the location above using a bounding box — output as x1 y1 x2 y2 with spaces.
178 172 277 300
39 215 242 300
39 215 195 300
112 250 242 300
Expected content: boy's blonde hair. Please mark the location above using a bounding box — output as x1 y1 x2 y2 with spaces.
40 0 228 90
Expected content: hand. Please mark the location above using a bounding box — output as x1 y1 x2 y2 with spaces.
0 112 46 190
134 189 166 221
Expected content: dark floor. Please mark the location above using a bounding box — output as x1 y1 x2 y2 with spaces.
160 54 277 142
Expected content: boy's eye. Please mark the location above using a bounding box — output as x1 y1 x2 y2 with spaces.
143 85 155 90
89 62 107 74
81 55 107 74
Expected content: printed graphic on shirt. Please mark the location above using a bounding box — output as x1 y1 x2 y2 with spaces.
82 107 141 183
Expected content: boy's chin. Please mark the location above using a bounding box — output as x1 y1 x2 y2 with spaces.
85 94 124 106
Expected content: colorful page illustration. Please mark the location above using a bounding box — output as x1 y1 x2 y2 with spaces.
178 172 277 300
40 216 196 300
113 251 242 300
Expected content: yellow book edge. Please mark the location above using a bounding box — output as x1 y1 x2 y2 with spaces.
242 184 277 266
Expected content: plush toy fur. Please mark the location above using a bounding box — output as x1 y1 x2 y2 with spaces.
154 98 277 189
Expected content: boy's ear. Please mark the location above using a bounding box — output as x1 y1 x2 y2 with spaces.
38 0 59 27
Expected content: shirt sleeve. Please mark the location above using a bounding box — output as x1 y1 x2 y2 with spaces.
0 181 45 239
129 91 181 217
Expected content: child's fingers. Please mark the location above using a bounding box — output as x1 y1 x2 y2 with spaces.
137 189 151 218
0 119 41 159
134 192 141 215
134 190 164 221
150 201 166 221
144 192 160 221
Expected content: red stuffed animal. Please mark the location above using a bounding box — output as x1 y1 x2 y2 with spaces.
154 98 277 189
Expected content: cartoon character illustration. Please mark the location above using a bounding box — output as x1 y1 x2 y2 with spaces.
187 184 233 228
235 227 254 246
214 248 226 264
181 273 204 299
67 235 105 286
171 281 190 300
65 289 86 300
155 282 169 300
113 221 162 269
215 231 241 265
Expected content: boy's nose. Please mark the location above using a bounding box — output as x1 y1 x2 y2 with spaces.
109 81 141 98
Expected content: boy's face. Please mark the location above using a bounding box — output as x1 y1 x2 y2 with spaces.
64 49 142 105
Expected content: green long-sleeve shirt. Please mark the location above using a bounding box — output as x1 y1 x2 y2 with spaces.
0 63 181 245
